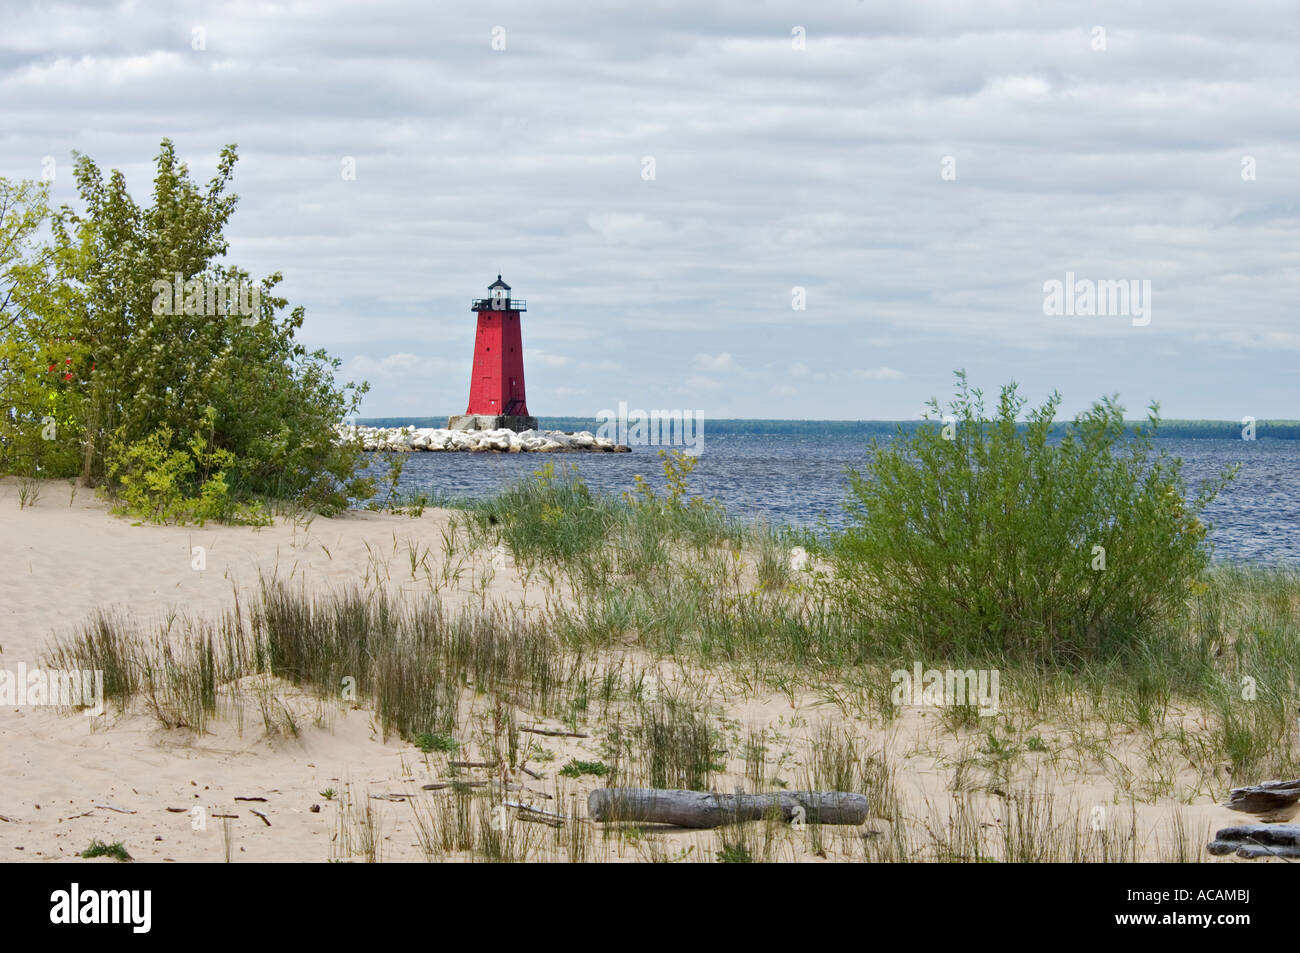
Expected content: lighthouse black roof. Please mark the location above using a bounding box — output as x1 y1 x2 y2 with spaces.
473 274 525 311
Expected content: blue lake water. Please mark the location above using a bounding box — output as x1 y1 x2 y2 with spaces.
370 434 1300 567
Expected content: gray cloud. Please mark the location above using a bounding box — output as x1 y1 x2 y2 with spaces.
2 0 1297 419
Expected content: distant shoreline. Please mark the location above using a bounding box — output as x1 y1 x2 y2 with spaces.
355 417 1300 440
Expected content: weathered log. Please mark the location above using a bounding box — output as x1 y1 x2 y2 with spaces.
1222 778 1300 823
1207 823 1300 859
587 788 869 829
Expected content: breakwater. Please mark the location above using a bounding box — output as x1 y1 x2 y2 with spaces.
339 425 630 453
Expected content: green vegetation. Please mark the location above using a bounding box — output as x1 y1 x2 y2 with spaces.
558 759 609 778
80 839 132 862
107 407 269 525
467 453 741 597
830 372 1237 666
472 462 619 567
0 143 373 520
631 699 725 790
364 453 435 517
714 838 755 863
415 732 459 754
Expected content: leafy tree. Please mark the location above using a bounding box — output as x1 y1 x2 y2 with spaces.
3 140 374 517
0 178 82 475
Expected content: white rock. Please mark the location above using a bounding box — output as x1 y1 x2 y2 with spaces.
340 423 631 453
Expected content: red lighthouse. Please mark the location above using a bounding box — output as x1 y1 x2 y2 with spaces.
447 275 539 432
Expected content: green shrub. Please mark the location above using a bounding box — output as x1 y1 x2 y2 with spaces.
558 759 609 778
108 408 268 525
0 143 374 518
415 732 459 753
829 372 1236 666
81 839 132 862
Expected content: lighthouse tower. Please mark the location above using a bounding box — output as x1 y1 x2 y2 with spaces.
447 275 539 433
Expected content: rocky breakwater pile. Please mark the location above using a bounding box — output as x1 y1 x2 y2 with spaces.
338 425 631 453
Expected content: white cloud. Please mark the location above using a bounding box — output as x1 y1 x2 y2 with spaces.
346 352 458 377
693 352 739 373
853 366 905 381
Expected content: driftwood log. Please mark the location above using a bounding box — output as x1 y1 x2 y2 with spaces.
1222 778 1300 823
1207 823 1300 859
587 788 869 829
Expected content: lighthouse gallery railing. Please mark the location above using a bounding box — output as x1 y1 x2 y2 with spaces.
471 298 527 311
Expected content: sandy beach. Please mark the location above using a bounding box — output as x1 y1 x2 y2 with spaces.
0 475 1250 863
0 476 544 862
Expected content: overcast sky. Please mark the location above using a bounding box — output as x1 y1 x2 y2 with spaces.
2 0 1298 419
